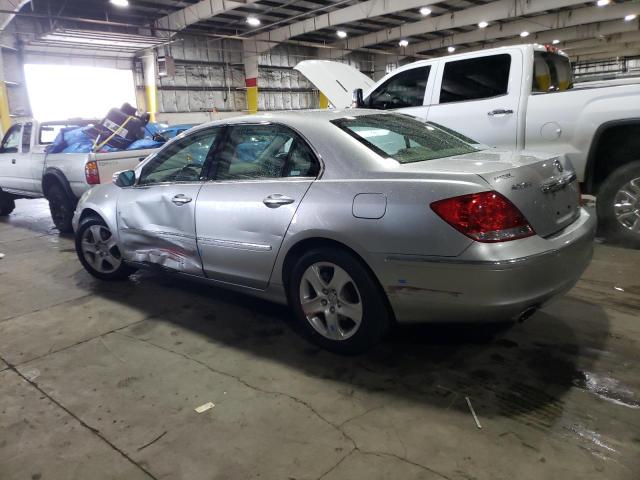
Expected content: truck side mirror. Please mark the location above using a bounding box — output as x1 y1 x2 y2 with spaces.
114 170 136 187
352 88 365 108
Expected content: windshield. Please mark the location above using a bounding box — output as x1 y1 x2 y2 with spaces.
331 114 482 164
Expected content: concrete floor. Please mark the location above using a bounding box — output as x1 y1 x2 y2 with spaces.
0 199 639 480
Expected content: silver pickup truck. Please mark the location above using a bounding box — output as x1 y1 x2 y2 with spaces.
0 119 158 232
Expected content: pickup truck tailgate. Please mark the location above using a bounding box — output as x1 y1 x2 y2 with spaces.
94 149 155 184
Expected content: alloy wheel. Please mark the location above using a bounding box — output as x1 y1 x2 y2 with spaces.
80 225 123 274
299 262 363 341
613 176 640 232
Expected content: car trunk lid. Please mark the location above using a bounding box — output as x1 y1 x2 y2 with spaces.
400 149 581 237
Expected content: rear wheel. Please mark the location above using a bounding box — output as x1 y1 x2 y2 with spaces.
0 190 15 216
597 161 640 245
288 247 391 354
75 217 134 281
46 183 75 233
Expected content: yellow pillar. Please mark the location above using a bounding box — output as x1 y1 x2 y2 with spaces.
243 40 259 114
319 92 329 109
0 51 11 133
246 77 258 114
142 53 158 123
0 81 11 133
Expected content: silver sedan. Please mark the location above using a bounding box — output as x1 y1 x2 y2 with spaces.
73 110 595 354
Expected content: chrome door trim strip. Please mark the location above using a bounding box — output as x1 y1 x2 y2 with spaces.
121 227 197 241
196 236 272 252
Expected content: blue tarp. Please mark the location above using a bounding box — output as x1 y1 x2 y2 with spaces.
47 122 167 154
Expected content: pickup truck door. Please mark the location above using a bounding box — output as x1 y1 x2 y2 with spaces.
426 50 523 149
195 123 319 290
0 123 34 193
116 127 222 276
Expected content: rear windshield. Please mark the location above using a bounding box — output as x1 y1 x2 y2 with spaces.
331 113 481 164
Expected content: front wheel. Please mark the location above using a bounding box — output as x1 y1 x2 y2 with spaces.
597 161 640 245
75 217 134 281
46 183 75 233
288 247 391 354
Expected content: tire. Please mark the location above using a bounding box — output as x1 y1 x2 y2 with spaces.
46 182 75 233
596 161 640 246
288 247 391 354
0 190 15 216
75 216 134 281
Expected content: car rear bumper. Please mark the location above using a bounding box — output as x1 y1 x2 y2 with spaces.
371 207 596 323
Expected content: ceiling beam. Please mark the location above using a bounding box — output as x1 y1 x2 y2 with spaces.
561 31 640 52
154 0 260 36
248 0 434 55
334 0 588 52
568 42 640 57
1 0 30 30
454 17 640 54
405 2 639 55
572 47 640 62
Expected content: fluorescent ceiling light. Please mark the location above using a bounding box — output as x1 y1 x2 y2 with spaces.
596 0 610 6
478 21 489 28
110 0 129 6
447 46 456 53
552 39 560 45
399 39 409 47
419 7 432 16
246 16 261 26
336 30 347 39
624 14 637 21
520 31 530 37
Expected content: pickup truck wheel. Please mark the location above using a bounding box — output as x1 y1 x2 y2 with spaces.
75 217 134 281
597 161 640 245
288 247 391 355
0 191 15 216
46 183 75 233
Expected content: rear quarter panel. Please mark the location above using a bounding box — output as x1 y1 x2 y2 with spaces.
525 83 640 181
271 174 489 287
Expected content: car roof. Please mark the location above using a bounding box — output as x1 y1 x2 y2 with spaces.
192 108 386 131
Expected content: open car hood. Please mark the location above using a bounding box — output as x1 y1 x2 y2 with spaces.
294 60 375 108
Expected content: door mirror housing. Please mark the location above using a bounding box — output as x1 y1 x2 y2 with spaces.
114 170 136 187
352 88 365 108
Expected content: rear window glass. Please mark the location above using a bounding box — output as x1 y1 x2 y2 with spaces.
533 52 574 93
331 114 482 164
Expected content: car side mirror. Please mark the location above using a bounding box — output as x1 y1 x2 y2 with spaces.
352 88 365 108
113 170 136 187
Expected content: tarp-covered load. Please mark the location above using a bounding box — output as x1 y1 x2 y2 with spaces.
47 103 168 154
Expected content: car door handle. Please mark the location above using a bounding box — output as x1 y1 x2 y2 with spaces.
487 109 514 116
263 194 295 208
171 194 192 206
11 159 16 164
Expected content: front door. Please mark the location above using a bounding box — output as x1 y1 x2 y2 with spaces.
426 50 523 149
0 123 32 193
196 123 320 289
117 127 222 275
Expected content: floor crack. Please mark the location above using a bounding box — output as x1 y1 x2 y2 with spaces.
0 353 158 480
118 332 358 451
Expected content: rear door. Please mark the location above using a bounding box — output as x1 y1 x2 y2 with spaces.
116 127 222 275
196 123 320 289
426 50 522 149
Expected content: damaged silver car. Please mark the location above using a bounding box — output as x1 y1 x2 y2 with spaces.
73 110 595 354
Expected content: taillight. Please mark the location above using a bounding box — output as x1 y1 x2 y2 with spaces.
85 161 100 185
430 191 534 243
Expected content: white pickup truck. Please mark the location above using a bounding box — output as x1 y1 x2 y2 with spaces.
0 119 158 232
296 44 640 243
